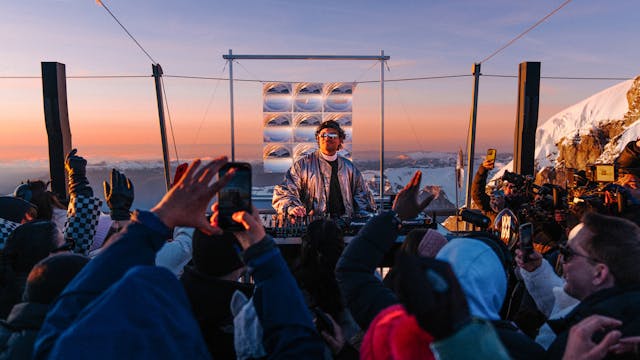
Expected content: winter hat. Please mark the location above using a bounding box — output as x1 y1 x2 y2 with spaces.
192 229 244 277
24 253 89 304
3 220 60 273
360 304 435 360
417 229 448 258
0 196 36 223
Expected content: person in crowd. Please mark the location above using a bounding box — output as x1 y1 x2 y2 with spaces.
272 120 375 219
293 218 361 358
13 180 67 230
180 229 253 359
0 220 67 319
516 211 640 359
60 149 103 255
435 237 546 359
33 156 325 359
336 170 511 359
471 158 507 225
0 253 88 359
0 197 37 226
515 247 579 349
398 228 448 259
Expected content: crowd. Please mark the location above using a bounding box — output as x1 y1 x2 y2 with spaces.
0 147 639 359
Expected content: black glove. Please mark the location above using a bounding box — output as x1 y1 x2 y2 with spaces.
65 149 93 197
103 169 134 221
390 253 471 340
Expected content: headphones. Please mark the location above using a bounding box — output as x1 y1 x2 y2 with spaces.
13 182 33 202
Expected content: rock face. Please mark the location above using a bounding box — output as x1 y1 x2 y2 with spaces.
524 76 640 184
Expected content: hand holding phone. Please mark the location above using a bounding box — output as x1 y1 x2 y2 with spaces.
519 223 534 262
217 162 252 231
486 148 497 162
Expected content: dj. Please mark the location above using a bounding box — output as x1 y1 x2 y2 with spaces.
272 120 376 218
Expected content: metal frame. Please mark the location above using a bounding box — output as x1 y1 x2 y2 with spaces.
222 50 391 212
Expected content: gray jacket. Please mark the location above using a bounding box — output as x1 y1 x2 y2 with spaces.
272 151 376 217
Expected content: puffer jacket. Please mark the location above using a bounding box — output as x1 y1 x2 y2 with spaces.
272 151 375 217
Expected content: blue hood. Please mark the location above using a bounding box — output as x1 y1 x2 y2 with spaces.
436 238 507 320
44 266 210 359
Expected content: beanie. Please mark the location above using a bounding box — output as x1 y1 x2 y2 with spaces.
360 304 435 360
3 220 59 273
417 229 448 258
192 229 244 277
24 253 89 304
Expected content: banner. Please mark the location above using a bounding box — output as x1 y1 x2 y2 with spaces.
263 82 354 173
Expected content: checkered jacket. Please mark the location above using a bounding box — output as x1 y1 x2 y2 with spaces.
64 195 102 255
0 217 19 250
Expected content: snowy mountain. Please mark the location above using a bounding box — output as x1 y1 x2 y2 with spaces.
503 76 640 177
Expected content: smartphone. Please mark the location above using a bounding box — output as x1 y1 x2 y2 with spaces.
519 222 534 261
312 308 335 336
486 148 497 162
217 162 252 231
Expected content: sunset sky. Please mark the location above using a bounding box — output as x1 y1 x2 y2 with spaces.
1 0 638 163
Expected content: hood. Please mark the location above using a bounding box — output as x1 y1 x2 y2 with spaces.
45 266 210 359
436 238 507 320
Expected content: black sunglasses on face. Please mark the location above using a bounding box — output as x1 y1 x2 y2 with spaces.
559 244 600 264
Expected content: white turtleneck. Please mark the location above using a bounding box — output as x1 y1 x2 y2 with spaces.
320 152 338 162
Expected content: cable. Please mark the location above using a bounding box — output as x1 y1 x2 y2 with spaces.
234 61 264 83
352 61 381 84
483 74 632 81
479 0 573 64
160 77 180 164
193 66 226 145
357 74 471 84
96 0 158 64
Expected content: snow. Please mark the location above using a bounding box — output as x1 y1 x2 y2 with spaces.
534 79 633 169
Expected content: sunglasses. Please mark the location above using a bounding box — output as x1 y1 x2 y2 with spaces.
558 244 601 263
319 133 339 139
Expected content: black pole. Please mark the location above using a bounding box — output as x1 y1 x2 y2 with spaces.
152 64 171 191
513 62 541 176
464 63 481 210
41 62 72 201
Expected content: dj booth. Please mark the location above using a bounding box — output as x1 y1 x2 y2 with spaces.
258 208 447 267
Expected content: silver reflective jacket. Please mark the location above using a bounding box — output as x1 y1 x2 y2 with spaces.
272 151 376 217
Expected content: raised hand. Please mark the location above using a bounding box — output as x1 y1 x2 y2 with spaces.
65 149 93 197
151 157 232 235
210 203 266 250
392 171 434 220
103 169 134 221
563 315 622 360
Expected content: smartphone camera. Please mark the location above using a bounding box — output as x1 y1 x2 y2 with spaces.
519 222 534 262
217 162 252 231
486 148 497 162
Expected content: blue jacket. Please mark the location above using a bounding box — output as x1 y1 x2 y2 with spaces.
239 237 325 359
34 210 324 359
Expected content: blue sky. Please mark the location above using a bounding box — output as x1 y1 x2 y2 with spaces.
1 0 638 161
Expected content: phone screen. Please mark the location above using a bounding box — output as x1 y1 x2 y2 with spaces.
519 223 534 260
218 162 252 231
486 149 497 162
